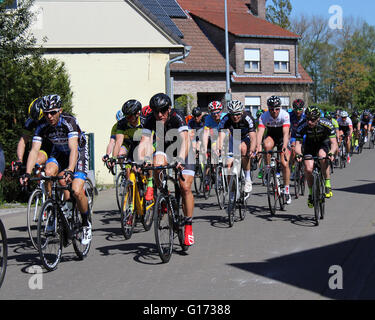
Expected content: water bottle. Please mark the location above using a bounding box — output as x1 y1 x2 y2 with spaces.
276 172 281 194
62 200 73 219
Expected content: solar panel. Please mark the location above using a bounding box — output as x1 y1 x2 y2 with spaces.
138 0 184 38
157 0 186 18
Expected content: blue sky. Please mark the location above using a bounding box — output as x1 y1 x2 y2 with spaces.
290 0 374 26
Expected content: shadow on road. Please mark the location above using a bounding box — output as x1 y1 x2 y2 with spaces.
334 181 375 196
228 234 375 299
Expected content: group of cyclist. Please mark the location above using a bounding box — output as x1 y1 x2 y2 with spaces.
14 91 374 252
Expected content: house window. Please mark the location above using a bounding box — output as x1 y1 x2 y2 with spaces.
274 50 289 72
244 49 260 72
279 96 290 110
245 96 261 118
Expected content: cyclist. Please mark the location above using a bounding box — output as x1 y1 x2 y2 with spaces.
294 106 337 207
188 107 205 163
138 93 195 246
0 143 4 181
13 98 52 172
289 99 305 179
102 110 125 163
256 96 292 204
217 100 257 193
337 111 353 164
201 101 227 160
255 109 265 179
360 110 373 143
112 99 155 200
350 111 361 151
20 94 92 245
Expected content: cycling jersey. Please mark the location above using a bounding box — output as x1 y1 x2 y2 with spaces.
110 122 118 140
22 117 53 156
331 118 339 130
116 117 143 147
360 115 373 125
188 118 205 131
218 112 255 140
337 117 353 128
295 118 336 143
204 113 227 129
288 111 305 137
351 117 360 128
33 113 88 175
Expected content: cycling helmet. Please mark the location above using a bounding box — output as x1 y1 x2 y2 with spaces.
43 94 62 111
292 99 305 110
192 107 202 117
149 93 171 113
256 109 265 118
227 100 244 115
305 106 320 119
363 110 370 116
351 111 359 117
122 99 142 116
142 105 152 117
267 96 281 108
340 111 349 118
324 111 332 120
116 110 124 122
28 98 44 121
208 101 223 114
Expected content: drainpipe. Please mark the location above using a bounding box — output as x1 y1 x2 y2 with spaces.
165 45 192 107
295 39 300 77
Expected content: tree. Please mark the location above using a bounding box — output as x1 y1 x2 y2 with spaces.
0 0 73 202
266 0 292 30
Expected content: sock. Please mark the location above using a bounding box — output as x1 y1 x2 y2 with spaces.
325 179 331 188
245 170 251 180
147 177 153 188
81 211 89 227
309 187 312 196
185 217 193 225
285 185 289 194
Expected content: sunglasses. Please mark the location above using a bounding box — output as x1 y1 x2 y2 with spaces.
269 108 280 112
307 117 319 122
44 110 59 116
153 107 169 115
231 113 242 117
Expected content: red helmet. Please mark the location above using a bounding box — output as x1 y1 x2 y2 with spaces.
142 105 152 117
208 101 223 114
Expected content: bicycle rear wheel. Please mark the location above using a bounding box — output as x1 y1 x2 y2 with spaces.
293 164 300 199
37 200 62 271
238 178 247 221
203 165 212 200
154 194 173 263
27 188 44 250
227 175 237 227
84 178 96 211
142 199 154 231
120 182 136 240
72 205 92 260
0 219 7 288
115 172 126 212
319 174 326 220
266 170 277 215
194 162 203 195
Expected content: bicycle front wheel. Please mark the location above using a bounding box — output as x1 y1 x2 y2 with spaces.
313 174 321 226
154 194 173 263
115 172 126 212
27 188 44 250
0 219 8 288
194 163 203 195
227 175 237 227
37 200 62 271
215 167 226 210
72 205 92 260
120 182 136 240
203 165 212 200
266 171 277 215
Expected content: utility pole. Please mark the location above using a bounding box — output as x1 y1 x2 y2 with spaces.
224 0 232 107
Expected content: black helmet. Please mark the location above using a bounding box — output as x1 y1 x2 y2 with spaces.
42 94 62 111
28 98 44 121
192 107 202 117
149 93 171 113
122 99 141 116
292 99 305 110
267 96 281 108
305 106 320 120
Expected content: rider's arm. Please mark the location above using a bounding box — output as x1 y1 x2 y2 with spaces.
137 134 152 162
329 136 338 155
201 127 209 154
112 133 124 159
282 125 290 150
26 141 41 175
16 135 30 163
249 131 257 154
256 126 265 151
295 139 303 156
67 137 79 172
105 137 116 158
178 130 189 161
218 131 226 153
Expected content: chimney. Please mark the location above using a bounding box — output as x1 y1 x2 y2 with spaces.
250 0 266 20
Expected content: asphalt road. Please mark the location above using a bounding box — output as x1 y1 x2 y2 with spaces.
1 147 375 301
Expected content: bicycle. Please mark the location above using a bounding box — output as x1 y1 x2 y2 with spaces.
0 218 7 288
202 150 214 200
261 151 286 215
338 135 347 169
226 156 250 227
119 161 155 240
34 175 92 271
146 163 188 263
293 160 305 199
215 155 227 210
304 156 331 226
105 156 127 213
193 149 204 196
369 128 375 149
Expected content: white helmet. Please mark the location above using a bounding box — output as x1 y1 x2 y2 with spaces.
341 111 349 118
228 100 244 114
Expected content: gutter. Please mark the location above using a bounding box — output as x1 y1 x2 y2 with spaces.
165 45 192 102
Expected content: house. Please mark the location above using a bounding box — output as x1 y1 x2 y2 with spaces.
30 0 187 185
171 0 313 116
